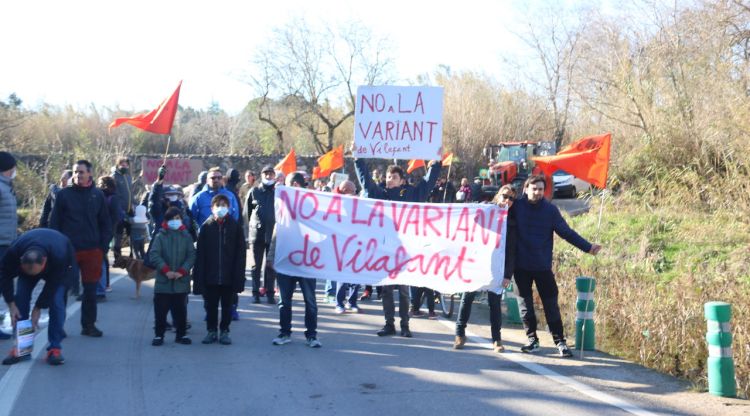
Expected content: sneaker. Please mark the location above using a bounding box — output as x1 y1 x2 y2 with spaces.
377 325 396 337
272 334 291 345
81 325 103 337
349 306 360 314
427 311 438 319
557 341 573 358
306 337 322 348
45 348 65 366
176 336 192 345
219 331 232 345
335 306 346 314
493 341 505 353
2 350 31 365
453 335 466 350
360 289 372 301
202 331 218 344
521 338 540 353
231 306 240 321
400 327 413 338
105 286 113 293
152 336 164 346
252 295 261 304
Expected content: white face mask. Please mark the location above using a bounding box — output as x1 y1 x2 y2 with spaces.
213 206 229 218
10 169 17 180
262 178 275 186
167 195 178 202
167 219 182 230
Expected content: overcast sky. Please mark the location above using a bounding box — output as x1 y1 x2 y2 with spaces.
1 0 613 114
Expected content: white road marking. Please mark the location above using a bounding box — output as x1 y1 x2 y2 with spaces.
436 317 660 416
0 274 125 416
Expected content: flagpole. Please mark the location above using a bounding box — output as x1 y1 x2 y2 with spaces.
162 134 172 165
580 187 606 359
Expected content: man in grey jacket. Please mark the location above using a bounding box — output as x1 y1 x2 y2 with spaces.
112 156 136 257
0 151 18 339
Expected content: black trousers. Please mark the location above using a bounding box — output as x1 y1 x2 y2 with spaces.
455 291 502 342
81 282 98 327
411 287 435 313
203 285 234 332
154 293 188 338
251 241 275 297
514 269 565 344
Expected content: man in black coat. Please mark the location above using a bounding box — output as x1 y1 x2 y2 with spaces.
193 194 246 345
1 229 77 365
246 164 278 304
49 160 112 337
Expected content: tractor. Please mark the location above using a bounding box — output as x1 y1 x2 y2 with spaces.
478 141 556 201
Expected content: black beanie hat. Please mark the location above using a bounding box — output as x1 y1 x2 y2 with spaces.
0 152 16 172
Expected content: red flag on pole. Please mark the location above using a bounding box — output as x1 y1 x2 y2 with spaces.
275 148 297 175
532 133 612 188
406 159 425 174
316 145 345 178
109 81 182 135
442 152 454 166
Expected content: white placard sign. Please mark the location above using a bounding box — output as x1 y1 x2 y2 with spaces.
354 85 443 160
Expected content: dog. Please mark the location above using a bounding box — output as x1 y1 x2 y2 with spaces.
113 255 156 299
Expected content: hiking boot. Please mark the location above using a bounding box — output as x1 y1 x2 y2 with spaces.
453 335 466 350
81 325 103 337
400 327 413 338
231 305 240 321
377 325 396 337
151 336 164 346
272 334 291 345
493 341 505 353
252 295 261 304
176 336 192 345
202 331 218 344
306 337 322 348
2 350 30 365
557 341 573 358
521 338 540 353
219 331 232 345
46 348 65 366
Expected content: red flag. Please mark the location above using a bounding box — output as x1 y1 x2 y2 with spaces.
532 133 611 188
316 145 345 178
312 166 322 180
109 81 182 135
275 148 297 175
406 159 425 174
442 152 454 166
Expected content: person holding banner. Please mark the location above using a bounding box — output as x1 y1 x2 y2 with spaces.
269 173 321 348
0 229 77 365
331 180 362 314
353 145 442 338
514 175 602 357
454 185 517 352
246 165 278 304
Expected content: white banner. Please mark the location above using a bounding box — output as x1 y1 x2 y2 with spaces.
273 186 506 294
353 85 444 160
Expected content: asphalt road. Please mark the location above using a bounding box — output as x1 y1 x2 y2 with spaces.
0 270 742 416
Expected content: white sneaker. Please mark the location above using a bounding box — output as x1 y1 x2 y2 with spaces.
306 337 322 348
272 335 291 345
335 306 346 314
349 306 360 313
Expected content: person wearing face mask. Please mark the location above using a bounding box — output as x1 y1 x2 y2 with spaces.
0 151 18 340
50 160 112 338
39 169 73 228
189 167 240 228
193 195 246 345
112 157 137 258
148 207 196 346
454 185 518 353
245 165 278 304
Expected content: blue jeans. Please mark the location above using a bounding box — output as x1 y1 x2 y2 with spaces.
324 280 336 297
277 273 318 339
15 277 67 350
97 260 107 296
336 283 359 308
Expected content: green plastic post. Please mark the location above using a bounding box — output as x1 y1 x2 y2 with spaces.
575 276 596 350
704 302 736 398
503 281 522 324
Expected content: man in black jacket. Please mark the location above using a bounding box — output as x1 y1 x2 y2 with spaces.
1 229 77 365
49 160 112 337
193 194 246 345
246 164 277 304
354 147 442 338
